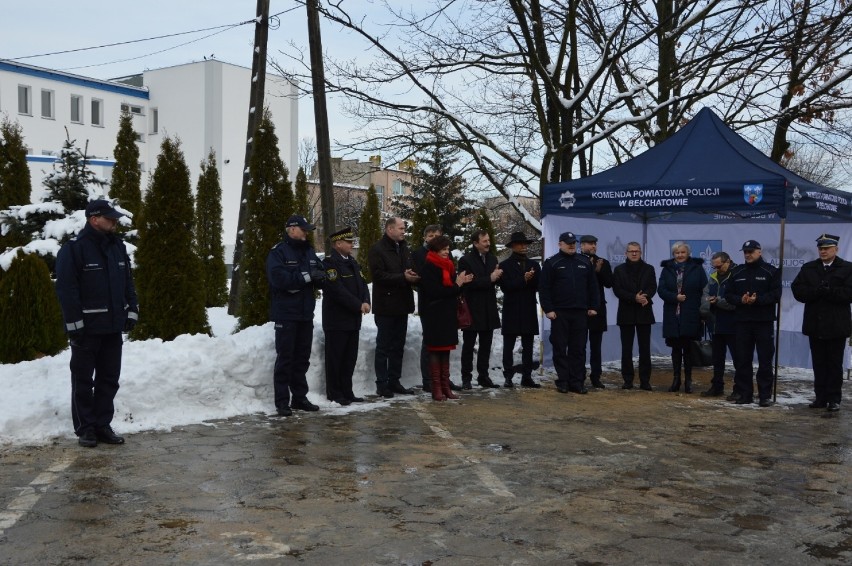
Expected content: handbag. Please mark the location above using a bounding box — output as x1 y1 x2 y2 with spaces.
457 296 473 330
689 322 713 366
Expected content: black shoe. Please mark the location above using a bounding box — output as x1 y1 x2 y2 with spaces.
827 401 840 412
568 387 589 394
347 396 365 403
276 406 293 417
726 392 742 402
330 397 352 406
758 398 774 408
449 381 462 391
808 399 827 409
701 388 724 397
376 384 395 398
590 379 605 389
78 429 98 448
95 426 125 445
291 398 320 412
639 383 653 391
462 380 473 390
557 385 569 393
622 383 634 390
520 378 541 388
735 398 754 405
478 377 500 389
389 381 415 395
503 378 514 388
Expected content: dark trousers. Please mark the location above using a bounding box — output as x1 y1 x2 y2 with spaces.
503 334 534 379
374 315 408 386
549 309 588 390
587 329 604 380
274 321 312 410
325 329 359 401
733 321 775 401
420 320 429 388
809 336 845 403
70 332 123 436
461 329 494 381
710 332 737 390
619 324 651 386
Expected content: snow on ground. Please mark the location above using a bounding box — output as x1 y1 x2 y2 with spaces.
0 299 820 446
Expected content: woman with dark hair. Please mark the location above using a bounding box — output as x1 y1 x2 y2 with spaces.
418 235 474 400
658 241 707 393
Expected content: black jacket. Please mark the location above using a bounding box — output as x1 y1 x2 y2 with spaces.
539 251 600 313
322 250 370 331
583 253 613 332
458 250 501 331
725 257 781 322
418 260 462 348
367 235 415 316
55 224 138 335
266 236 324 322
658 257 707 339
612 259 656 326
791 256 852 339
498 252 540 336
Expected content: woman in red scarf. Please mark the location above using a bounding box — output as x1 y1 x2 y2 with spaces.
419 235 474 400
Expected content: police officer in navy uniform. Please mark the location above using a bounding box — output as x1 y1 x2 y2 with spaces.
322 227 371 406
580 234 613 389
725 240 782 407
791 234 852 412
266 215 325 416
539 231 600 394
55 199 138 447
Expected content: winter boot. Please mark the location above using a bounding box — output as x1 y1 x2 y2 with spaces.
669 348 682 392
430 355 445 401
684 365 693 394
441 355 459 400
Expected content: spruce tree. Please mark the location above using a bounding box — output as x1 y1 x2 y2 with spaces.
408 194 440 250
293 166 314 247
195 149 228 308
473 207 497 254
110 112 142 217
132 136 210 340
44 136 105 213
0 250 66 364
0 117 32 211
357 184 382 283
237 109 294 329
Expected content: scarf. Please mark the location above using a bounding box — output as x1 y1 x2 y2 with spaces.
674 261 686 317
426 251 456 287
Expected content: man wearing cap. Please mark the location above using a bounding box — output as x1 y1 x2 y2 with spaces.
367 217 421 398
55 199 138 447
580 234 613 389
725 240 782 407
458 229 503 389
539 231 600 394
498 232 541 388
266 215 326 416
791 234 852 412
322 227 371 406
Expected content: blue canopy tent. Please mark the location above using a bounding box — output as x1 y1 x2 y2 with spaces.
541 107 852 369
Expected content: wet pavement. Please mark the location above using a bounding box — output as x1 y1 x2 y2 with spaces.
1 366 850 565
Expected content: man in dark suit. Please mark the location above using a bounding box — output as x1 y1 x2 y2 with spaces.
322 227 371 406
498 232 541 388
458 229 503 389
791 233 852 412
580 234 613 389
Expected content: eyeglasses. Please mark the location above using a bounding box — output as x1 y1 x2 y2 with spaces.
626 250 641 254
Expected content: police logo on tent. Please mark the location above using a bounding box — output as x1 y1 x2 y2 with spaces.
744 184 763 206
559 190 576 210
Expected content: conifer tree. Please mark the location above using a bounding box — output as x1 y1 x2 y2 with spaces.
408 194 440 250
132 136 209 340
0 250 66 364
110 112 142 217
472 208 497 254
0 117 32 211
195 149 228 308
356 184 382 283
293 166 314 247
237 109 294 329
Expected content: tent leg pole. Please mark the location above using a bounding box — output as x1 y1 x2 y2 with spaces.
773 219 786 402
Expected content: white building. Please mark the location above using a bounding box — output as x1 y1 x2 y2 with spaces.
0 59 298 261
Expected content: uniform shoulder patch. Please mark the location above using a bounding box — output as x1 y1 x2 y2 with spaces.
326 268 339 282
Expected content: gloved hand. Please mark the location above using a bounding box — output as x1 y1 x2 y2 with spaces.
310 269 327 283
68 330 84 346
124 318 137 332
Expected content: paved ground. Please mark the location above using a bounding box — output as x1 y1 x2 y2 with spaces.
0 366 850 565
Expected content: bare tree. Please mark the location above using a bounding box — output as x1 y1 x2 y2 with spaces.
299 136 318 175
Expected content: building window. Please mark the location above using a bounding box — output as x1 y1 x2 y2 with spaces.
70 95 83 123
150 108 159 134
41 89 55 119
134 132 145 143
18 85 32 115
121 103 144 115
376 185 385 210
392 179 404 195
91 99 103 126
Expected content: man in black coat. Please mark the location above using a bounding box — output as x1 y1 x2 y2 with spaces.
611 241 656 390
367 217 421 397
55 200 138 448
458 229 503 389
498 232 541 388
725 240 782 407
791 233 852 412
580 234 613 389
322 227 371 406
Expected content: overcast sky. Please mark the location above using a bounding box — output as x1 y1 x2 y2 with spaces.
2 0 382 159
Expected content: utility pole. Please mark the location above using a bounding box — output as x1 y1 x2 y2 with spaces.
228 0 270 315
306 0 336 245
